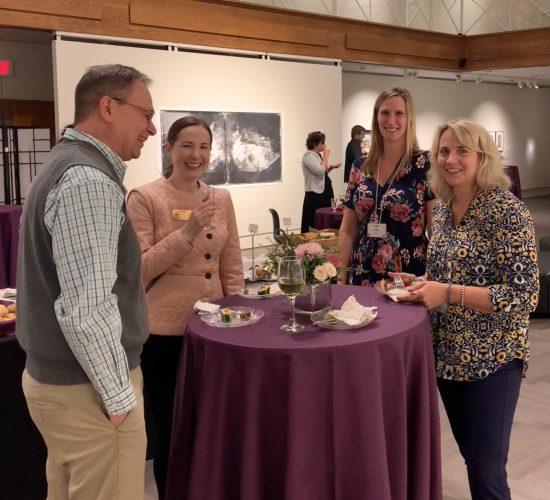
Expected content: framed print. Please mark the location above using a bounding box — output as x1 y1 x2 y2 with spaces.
160 110 282 185
361 131 371 154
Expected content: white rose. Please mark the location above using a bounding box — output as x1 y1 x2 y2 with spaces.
323 262 337 278
313 265 329 282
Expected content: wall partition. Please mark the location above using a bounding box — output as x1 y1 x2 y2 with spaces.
53 36 343 245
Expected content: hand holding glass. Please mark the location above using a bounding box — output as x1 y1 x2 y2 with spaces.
277 256 306 333
198 186 214 231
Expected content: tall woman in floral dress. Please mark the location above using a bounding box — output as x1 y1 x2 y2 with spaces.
338 87 435 285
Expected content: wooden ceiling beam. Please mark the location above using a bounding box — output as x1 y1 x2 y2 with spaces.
0 0 548 72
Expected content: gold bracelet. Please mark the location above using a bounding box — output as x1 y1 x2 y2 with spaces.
460 284 465 307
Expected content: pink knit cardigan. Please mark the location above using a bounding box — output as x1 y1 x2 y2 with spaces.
127 178 244 335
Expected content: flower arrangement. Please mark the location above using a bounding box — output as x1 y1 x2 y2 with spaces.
267 232 338 285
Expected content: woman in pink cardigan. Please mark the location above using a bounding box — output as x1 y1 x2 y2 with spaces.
127 116 243 499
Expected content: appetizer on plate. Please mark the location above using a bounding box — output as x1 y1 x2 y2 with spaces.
254 262 275 280
220 307 252 322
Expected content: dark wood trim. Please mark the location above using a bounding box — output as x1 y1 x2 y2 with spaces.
0 0 548 72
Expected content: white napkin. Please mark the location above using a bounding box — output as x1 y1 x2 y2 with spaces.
328 295 377 326
0 288 16 299
385 288 410 302
193 300 220 313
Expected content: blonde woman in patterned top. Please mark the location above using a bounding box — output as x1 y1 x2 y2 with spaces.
395 119 539 500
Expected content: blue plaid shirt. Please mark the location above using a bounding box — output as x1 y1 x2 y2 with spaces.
44 128 136 415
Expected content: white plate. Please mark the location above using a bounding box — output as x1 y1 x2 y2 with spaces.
200 307 264 328
310 308 377 330
237 283 281 299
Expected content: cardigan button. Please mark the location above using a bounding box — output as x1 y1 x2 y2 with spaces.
206 233 213 239
205 253 212 260
205 272 212 279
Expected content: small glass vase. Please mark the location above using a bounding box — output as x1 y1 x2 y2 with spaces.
295 280 332 315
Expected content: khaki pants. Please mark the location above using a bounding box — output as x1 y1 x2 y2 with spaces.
22 368 146 500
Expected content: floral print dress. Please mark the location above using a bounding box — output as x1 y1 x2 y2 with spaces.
344 151 433 286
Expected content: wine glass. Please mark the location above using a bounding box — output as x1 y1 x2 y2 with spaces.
198 185 214 231
277 256 306 333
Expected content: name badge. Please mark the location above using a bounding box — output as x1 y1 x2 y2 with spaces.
367 223 387 238
172 209 191 221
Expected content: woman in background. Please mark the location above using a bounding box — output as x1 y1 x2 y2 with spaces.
127 116 243 499
398 119 539 499
300 130 341 233
338 87 435 285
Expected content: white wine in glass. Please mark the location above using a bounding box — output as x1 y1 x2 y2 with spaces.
198 185 214 231
277 256 306 333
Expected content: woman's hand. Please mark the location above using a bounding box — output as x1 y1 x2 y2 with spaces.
182 199 216 241
397 280 448 309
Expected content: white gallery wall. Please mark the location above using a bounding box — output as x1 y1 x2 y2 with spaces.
342 72 550 194
53 38 343 245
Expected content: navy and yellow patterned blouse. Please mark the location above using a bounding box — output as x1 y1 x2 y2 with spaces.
428 186 539 381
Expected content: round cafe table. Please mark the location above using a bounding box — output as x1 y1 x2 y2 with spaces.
166 285 442 500
314 206 343 229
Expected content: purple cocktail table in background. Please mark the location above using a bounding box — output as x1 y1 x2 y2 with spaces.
314 206 343 230
0 205 23 289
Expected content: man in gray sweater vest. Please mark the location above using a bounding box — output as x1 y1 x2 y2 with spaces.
16 64 156 500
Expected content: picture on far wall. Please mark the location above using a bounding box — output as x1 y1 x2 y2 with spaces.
495 131 504 153
488 130 497 144
361 131 371 154
160 110 282 185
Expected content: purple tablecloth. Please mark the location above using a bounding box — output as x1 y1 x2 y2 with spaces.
0 205 22 289
504 165 522 199
166 285 442 500
314 207 343 229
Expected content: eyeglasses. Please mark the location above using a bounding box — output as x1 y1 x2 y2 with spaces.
110 96 155 124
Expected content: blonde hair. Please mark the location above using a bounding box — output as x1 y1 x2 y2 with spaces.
428 119 511 203
362 87 421 178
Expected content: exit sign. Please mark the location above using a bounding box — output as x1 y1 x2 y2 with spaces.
0 60 13 76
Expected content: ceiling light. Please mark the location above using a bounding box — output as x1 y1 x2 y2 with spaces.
475 77 482 84
517 81 525 88
534 81 539 89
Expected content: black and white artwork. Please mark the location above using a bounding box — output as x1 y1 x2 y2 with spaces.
160 110 281 185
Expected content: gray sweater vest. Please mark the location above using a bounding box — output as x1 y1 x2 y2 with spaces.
16 138 148 385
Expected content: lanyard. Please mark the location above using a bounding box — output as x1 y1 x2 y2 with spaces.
373 158 402 223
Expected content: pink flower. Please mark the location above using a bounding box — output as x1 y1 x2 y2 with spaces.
372 252 388 274
355 197 374 220
390 203 410 223
378 243 392 261
326 253 340 267
295 242 324 258
411 217 424 237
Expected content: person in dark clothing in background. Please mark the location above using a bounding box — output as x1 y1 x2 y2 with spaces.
344 124 367 183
